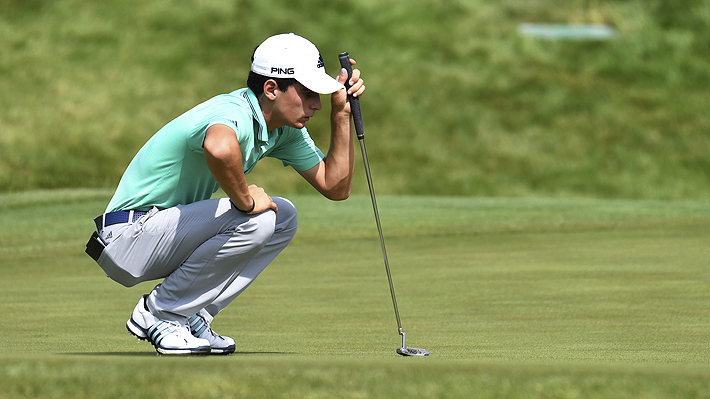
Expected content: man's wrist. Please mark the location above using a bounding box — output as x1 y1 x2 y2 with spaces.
331 107 350 119
233 197 255 213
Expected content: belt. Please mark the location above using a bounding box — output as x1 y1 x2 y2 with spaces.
94 210 148 232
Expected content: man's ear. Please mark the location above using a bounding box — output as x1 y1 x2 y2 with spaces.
263 79 279 100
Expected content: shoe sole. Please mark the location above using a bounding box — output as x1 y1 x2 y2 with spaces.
210 344 236 355
156 345 212 355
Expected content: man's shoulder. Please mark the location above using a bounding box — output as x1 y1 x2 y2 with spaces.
202 88 251 109
190 88 256 128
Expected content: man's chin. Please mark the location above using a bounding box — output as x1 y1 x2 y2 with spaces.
290 121 307 129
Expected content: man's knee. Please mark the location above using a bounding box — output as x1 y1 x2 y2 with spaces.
245 211 278 247
225 198 297 249
273 197 298 234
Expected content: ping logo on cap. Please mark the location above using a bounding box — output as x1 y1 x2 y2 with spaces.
271 67 295 75
317 55 324 69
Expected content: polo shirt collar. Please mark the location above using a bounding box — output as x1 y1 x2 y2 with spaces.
244 88 269 142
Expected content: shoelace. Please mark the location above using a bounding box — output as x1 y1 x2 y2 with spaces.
160 320 193 339
208 327 223 339
190 314 223 339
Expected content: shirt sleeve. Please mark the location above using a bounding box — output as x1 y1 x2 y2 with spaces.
186 101 243 152
268 127 325 171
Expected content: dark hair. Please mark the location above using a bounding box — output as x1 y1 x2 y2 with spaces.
247 71 297 97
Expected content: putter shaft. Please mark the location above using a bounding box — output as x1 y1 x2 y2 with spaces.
358 138 402 333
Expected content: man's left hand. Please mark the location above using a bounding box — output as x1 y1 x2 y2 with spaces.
332 59 365 114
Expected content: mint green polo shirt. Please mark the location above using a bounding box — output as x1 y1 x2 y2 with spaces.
106 88 325 212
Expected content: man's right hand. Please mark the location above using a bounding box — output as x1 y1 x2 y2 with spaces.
246 184 278 214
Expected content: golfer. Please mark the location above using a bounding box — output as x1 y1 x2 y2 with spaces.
85 33 365 355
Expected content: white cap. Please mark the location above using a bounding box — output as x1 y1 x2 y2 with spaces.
251 33 344 94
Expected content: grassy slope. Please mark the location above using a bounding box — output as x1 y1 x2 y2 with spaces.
1 190 710 397
1 0 710 199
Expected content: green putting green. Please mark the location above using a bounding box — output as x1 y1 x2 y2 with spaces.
1 190 709 398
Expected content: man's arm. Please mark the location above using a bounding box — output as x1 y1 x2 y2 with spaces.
298 63 365 201
204 124 278 213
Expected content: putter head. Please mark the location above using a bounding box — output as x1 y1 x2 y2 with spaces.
397 347 430 357
396 330 429 356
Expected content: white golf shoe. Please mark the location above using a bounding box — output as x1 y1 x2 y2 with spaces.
188 310 236 355
126 295 211 355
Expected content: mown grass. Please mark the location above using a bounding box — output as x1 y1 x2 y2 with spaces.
4 356 710 399
1 190 710 397
1 0 710 199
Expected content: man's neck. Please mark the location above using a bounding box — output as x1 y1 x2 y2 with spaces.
258 94 282 132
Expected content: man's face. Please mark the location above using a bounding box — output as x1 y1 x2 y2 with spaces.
272 82 322 129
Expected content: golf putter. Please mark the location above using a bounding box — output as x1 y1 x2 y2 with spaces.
339 52 429 357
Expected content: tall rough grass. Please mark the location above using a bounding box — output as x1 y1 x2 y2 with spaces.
1 0 709 199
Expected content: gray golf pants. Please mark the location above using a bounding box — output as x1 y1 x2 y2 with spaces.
96 197 298 324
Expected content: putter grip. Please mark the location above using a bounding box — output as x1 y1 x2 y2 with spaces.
338 52 365 140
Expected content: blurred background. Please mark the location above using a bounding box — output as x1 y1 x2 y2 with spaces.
1 0 709 200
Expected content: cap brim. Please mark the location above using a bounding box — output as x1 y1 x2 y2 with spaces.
296 73 345 94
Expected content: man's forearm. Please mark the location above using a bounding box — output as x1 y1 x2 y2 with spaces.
204 125 253 211
322 109 355 197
